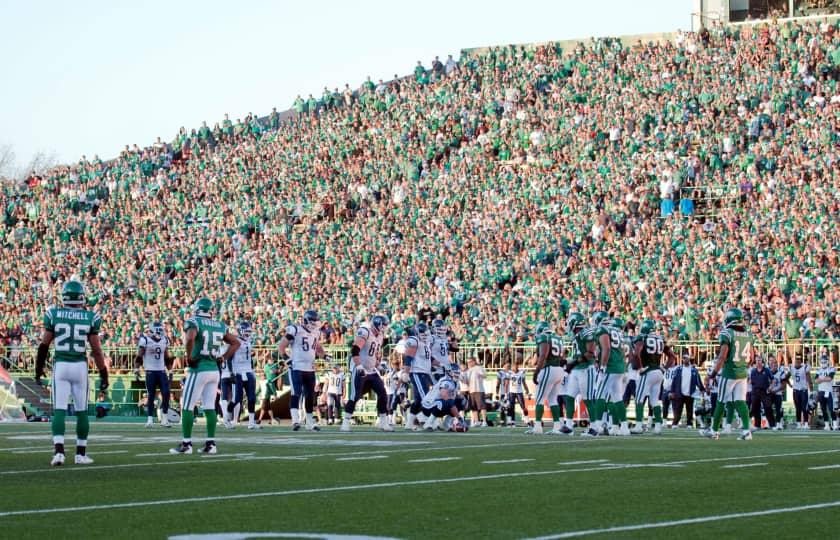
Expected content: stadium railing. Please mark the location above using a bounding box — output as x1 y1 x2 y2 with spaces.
5 339 838 375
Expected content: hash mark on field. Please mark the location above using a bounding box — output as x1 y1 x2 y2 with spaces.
561 460 608 466
483 458 534 464
808 464 840 470
335 455 388 461
721 462 767 469
407 457 461 463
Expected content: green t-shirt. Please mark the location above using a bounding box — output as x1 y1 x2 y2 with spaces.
535 331 564 367
184 316 228 372
719 328 752 380
43 306 102 363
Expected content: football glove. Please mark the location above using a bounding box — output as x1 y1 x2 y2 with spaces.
99 369 109 391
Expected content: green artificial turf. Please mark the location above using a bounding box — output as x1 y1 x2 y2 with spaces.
0 423 838 539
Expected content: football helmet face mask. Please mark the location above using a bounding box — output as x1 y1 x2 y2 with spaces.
237 321 253 340
371 315 387 335
639 319 656 334
534 321 551 337
591 311 609 327
608 318 626 331
62 280 86 308
566 312 586 334
432 318 448 338
302 310 321 332
723 308 744 329
149 322 164 339
416 323 431 343
193 297 213 317
820 355 829 368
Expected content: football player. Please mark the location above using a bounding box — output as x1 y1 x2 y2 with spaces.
37 280 109 466
136 321 175 428
431 318 452 381
701 308 754 440
629 319 676 434
325 364 345 425
341 315 392 431
526 322 567 434
508 362 530 426
229 321 260 430
814 353 837 430
171 297 240 455
768 357 789 429
417 372 466 431
386 358 407 425
402 323 434 430
220 340 235 428
563 312 608 437
790 356 811 429
592 317 630 435
278 310 329 431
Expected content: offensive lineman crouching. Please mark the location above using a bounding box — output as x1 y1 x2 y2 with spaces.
416 368 468 432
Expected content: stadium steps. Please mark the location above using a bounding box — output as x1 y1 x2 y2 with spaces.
13 377 53 417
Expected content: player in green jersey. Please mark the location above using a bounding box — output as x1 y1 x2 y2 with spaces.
527 321 567 434
630 319 676 434
563 312 607 437
702 308 754 441
593 318 631 436
170 297 240 455
36 280 109 466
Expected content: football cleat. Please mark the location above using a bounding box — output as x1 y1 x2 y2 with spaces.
144 419 154 428
722 425 732 435
653 423 663 435
307 424 321 432
74 454 94 465
169 442 193 454
50 453 65 466
737 431 752 441
160 418 172 428
248 423 261 431
292 423 301 432
580 428 599 438
223 419 235 430
198 441 217 454
525 423 543 435
630 425 644 434
701 429 720 440
340 419 352 432
618 426 631 436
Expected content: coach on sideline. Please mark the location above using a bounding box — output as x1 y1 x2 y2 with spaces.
749 356 777 430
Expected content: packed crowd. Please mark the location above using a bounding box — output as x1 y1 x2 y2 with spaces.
1 19 839 350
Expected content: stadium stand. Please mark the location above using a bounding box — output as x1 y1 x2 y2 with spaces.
0 16 838 381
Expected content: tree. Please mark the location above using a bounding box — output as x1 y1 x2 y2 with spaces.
0 144 15 182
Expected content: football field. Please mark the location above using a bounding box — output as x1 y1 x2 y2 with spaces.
1 423 838 540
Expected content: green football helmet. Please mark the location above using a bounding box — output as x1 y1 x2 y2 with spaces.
61 280 86 307
723 308 744 329
639 319 656 334
193 297 213 317
591 310 609 327
566 312 586 334
534 321 551 336
608 317 626 331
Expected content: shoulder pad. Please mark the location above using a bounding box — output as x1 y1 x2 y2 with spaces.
286 324 298 336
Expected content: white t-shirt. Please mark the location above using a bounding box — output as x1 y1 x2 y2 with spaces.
468 365 486 393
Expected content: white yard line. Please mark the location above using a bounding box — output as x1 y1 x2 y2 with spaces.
525 500 840 539
483 459 534 464
721 462 767 469
335 455 388 461
10 449 130 456
407 457 461 463
808 464 840 470
561 460 609 466
2 449 839 517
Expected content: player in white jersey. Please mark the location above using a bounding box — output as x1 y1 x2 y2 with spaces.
430 319 453 381
814 354 837 430
227 322 260 430
135 321 175 428
417 373 467 431
790 358 812 429
341 315 392 431
507 362 530 426
325 365 345 425
402 323 435 430
278 310 329 431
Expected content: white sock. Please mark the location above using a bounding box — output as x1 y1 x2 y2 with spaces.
407 412 416 426
291 408 300 424
233 404 241 423
76 439 87 448
53 435 65 445
620 421 628 430
220 400 228 420
306 412 314 425
147 416 154 422
248 412 255 423
378 414 387 424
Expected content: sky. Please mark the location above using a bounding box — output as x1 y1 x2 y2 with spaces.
0 0 689 168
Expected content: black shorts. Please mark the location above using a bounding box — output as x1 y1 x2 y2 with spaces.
261 397 273 412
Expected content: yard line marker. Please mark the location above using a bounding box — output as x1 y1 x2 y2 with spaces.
335 455 387 462
561 460 608 466
408 457 461 463
134 452 254 458
524 500 840 539
3 449 839 517
483 459 534 464
721 462 767 469
12 449 130 455
808 464 840 470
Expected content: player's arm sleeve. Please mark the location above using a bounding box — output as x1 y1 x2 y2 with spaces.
285 325 297 341
184 317 197 333
42 308 55 333
90 312 102 335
